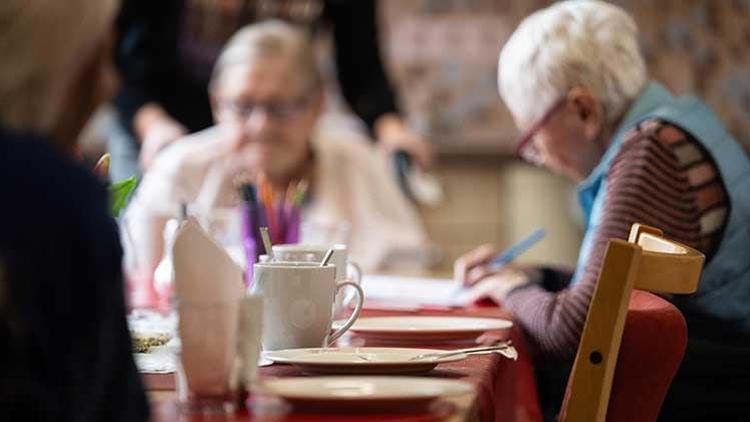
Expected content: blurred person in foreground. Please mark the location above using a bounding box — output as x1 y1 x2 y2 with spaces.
454 1 750 420
0 0 149 420
123 20 428 309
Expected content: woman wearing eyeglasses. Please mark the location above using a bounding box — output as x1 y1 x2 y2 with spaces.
122 20 427 310
111 0 432 182
455 1 750 420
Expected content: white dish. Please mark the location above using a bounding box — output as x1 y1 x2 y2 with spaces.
264 347 466 375
135 345 273 373
257 357 274 367
333 316 512 343
263 376 474 412
134 350 174 374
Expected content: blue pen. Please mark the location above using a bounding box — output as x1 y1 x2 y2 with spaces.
449 228 546 302
487 228 546 271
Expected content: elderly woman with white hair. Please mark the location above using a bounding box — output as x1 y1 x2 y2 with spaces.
0 0 148 420
455 1 750 420
124 20 428 309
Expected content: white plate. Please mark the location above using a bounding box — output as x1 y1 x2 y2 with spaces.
134 350 174 374
263 376 474 412
135 344 273 373
264 347 466 375
257 357 274 367
333 316 512 343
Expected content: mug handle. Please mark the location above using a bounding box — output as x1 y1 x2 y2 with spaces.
339 261 363 308
327 279 364 345
347 261 362 284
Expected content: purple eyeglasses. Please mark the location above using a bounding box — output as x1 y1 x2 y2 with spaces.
513 97 566 165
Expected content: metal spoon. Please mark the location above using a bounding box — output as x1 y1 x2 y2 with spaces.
408 341 517 361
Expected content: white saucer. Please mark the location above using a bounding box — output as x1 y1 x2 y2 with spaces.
263 376 474 412
264 347 466 375
136 349 273 373
334 316 512 343
257 356 274 367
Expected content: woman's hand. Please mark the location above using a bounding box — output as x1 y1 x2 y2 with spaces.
454 243 500 286
461 266 535 305
374 113 433 170
455 244 542 304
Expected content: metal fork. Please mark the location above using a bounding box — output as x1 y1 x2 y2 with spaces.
408 341 517 361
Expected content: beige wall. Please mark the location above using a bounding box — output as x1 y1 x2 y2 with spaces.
420 156 583 272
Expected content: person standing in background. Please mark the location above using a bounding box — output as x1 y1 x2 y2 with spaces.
0 0 149 420
110 0 432 181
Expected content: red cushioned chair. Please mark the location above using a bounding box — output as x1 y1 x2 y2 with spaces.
559 224 705 422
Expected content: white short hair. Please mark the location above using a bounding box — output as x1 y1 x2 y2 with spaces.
211 20 322 91
498 0 647 125
0 0 119 133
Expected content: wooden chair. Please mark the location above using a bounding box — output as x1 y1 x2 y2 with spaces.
559 223 705 422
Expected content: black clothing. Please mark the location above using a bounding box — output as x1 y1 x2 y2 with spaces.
114 0 398 135
0 128 149 421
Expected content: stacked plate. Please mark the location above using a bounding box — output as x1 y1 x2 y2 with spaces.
263 376 475 413
333 316 513 343
264 316 514 376
265 347 467 375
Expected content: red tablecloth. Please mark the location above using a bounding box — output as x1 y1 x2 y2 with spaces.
148 307 542 422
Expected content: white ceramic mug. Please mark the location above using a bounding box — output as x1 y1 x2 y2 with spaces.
250 262 363 351
272 244 362 318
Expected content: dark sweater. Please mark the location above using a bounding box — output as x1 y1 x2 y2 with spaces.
0 128 148 421
114 0 398 135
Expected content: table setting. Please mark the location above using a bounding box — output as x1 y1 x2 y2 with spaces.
129 216 536 421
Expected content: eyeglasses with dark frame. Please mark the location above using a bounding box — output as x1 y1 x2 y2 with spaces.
219 91 315 122
513 97 567 165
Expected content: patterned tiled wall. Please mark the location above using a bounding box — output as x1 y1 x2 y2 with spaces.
380 0 750 153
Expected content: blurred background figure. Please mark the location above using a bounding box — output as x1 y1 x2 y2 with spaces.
81 0 750 276
123 20 428 309
110 0 432 183
455 1 750 421
0 0 149 420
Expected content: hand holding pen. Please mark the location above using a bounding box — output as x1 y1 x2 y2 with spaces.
453 229 546 304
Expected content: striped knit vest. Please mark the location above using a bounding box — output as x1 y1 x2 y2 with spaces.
574 81 750 330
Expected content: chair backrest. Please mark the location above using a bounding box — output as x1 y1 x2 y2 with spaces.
559 223 705 422
606 290 687 421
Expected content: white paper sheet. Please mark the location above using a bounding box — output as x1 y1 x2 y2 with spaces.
361 275 472 309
